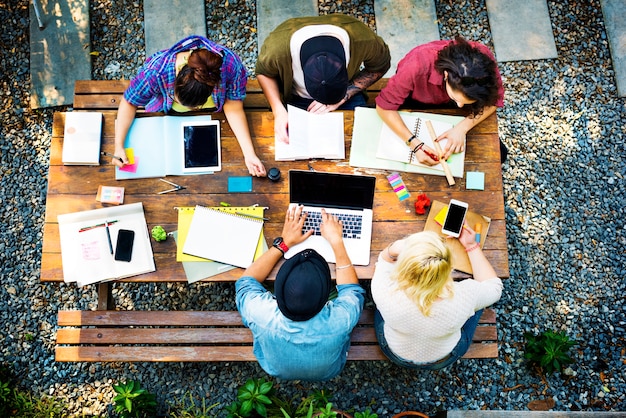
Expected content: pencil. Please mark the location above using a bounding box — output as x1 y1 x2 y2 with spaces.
79 220 118 232
236 212 269 221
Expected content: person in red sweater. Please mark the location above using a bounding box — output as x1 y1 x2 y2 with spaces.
376 37 506 164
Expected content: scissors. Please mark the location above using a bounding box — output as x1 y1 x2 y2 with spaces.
158 178 186 194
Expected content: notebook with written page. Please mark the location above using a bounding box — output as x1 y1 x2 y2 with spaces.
286 170 376 266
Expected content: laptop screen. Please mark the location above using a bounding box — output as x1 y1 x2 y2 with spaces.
289 170 376 210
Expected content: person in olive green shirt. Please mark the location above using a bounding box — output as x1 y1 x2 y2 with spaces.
255 14 391 143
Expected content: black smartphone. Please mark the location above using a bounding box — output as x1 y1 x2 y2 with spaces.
114 229 135 262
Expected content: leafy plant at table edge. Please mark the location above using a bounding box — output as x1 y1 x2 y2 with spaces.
523 329 577 376
167 390 220 418
112 380 157 418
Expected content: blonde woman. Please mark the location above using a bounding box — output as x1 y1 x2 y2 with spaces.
371 229 502 369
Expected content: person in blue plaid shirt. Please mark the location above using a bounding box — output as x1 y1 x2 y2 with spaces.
112 35 266 177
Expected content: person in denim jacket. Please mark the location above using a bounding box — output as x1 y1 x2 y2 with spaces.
236 206 365 380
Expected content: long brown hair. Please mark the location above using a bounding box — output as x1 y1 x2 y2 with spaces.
174 49 223 107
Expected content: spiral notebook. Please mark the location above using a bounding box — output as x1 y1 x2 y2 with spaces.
374 110 465 178
182 205 264 268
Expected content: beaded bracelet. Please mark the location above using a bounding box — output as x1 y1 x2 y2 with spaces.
336 264 353 270
465 243 480 252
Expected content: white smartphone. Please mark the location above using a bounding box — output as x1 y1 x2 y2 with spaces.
441 199 469 238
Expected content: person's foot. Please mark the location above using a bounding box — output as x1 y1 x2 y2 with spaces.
500 139 508 164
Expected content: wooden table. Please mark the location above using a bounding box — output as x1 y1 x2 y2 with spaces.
42 109 509 298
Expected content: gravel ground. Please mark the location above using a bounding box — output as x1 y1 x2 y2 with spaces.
1 0 625 416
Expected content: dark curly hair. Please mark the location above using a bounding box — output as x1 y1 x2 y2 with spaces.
435 36 499 116
174 48 223 108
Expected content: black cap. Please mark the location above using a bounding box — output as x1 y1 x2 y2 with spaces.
300 36 349 105
275 249 331 321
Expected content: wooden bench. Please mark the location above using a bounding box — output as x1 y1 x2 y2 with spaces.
55 308 497 362
52 79 500 362
72 78 389 111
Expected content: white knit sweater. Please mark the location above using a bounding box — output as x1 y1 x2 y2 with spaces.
371 255 503 363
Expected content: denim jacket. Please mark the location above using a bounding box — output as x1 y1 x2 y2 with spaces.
236 276 365 381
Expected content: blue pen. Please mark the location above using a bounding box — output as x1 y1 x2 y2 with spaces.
105 221 114 254
475 223 482 244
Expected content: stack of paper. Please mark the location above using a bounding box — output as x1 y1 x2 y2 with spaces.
275 105 345 160
57 202 155 286
175 206 268 283
62 112 103 165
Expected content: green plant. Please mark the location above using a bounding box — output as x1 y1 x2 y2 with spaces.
112 380 157 418
314 402 338 418
354 408 378 418
225 378 275 417
167 390 219 418
524 329 577 375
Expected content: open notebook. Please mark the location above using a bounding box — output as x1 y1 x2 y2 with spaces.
182 206 264 268
350 107 464 177
376 112 465 177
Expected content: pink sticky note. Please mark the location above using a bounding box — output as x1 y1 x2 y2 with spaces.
119 156 139 173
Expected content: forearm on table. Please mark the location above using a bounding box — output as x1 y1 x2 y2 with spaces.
376 105 413 142
114 98 138 148
381 239 404 263
223 100 257 157
465 246 498 282
242 247 284 283
332 241 359 285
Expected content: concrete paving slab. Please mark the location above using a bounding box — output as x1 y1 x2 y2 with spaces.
29 0 92 109
374 0 440 77
486 0 558 62
448 412 626 417
256 0 318 53
601 0 626 97
144 0 206 56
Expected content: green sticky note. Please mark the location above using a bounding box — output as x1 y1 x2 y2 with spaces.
466 172 485 190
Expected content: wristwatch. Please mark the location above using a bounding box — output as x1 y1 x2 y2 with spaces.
272 237 289 255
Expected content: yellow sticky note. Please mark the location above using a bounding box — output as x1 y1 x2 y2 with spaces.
434 206 448 226
124 148 135 165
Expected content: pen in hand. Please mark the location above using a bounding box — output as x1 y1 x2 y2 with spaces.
101 151 124 163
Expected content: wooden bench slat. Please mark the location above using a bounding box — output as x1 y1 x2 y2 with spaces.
56 309 498 362
55 342 497 362
55 346 257 362
56 328 255 344
56 323 494 346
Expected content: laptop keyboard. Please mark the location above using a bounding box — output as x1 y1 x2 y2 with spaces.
302 210 363 239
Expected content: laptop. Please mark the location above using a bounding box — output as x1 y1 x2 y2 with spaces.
286 170 376 266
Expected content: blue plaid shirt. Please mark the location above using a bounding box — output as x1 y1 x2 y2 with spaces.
124 36 247 112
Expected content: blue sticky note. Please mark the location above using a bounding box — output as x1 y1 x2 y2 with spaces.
466 172 485 190
228 176 253 192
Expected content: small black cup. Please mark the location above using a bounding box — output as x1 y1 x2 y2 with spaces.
268 167 281 182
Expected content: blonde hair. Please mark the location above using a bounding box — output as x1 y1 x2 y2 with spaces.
391 231 454 316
